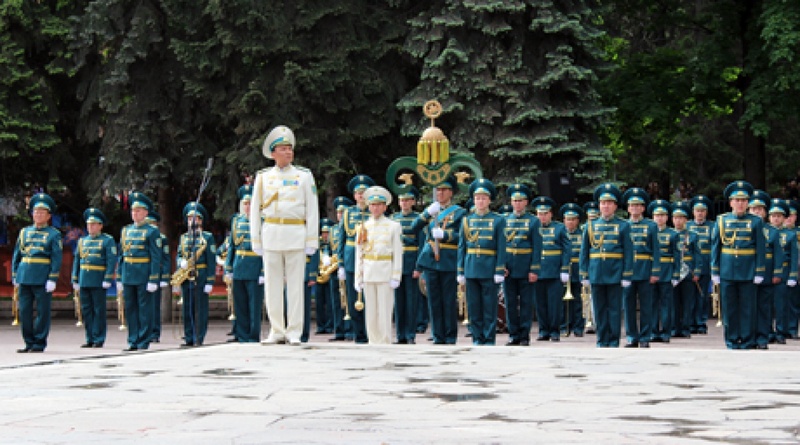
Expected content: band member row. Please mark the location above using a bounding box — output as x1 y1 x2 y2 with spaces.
251 125 320 345
354 186 404 344
580 183 634 347
11 193 63 353
225 185 265 343
458 179 507 345
72 208 117 348
503 183 542 346
411 175 466 344
337 175 375 344
117 192 161 352
530 195 570 342
391 186 424 344
711 181 766 350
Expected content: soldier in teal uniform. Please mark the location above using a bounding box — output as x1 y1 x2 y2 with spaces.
391 186 423 344
411 175 466 344
174 202 216 347
117 191 161 351
315 218 334 334
12 193 63 353
621 188 659 348
457 179 507 345
687 195 715 333
336 175 374 343
711 181 766 349
649 200 680 343
503 184 542 345
579 183 633 347
72 208 117 348
301 246 319 342
499 204 513 216
763 199 795 346
671 201 702 339
581 200 600 334
145 210 169 343
531 195 570 342
329 196 353 341
748 191 784 349
560 203 584 337
773 199 798 343
225 185 264 343
785 200 800 339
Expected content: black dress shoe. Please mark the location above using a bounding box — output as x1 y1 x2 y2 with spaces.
123 346 138 352
80 343 94 348
180 342 194 348
226 338 239 343
151 339 160 343
756 344 768 350
650 337 663 343
550 337 560 342
639 342 650 348
777 338 787 344
536 336 550 341
93 343 104 348
328 337 346 342
573 332 584 337
393 339 408 345
16 348 31 353
506 339 520 346
30 349 44 353
624 342 638 348
520 340 530 346
408 339 415 344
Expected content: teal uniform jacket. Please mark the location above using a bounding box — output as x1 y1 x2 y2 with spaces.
158 231 170 283
538 221 570 279
12 225 63 285
306 250 320 282
226 214 264 280
504 213 542 279
579 216 634 284
628 218 659 281
412 204 466 272
762 224 786 282
72 234 117 287
458 211 507 279
675 229 702 278
778 227 798 282
391 210 423 275
687 220 715 275
566 227 582 281
337 205 369 273
119 223 162 285
176 231 216 286
711 213 766 281
653 227 680 282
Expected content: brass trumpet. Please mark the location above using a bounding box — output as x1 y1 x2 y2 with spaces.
11 285 19 326
563 274 574 337
224 274 235 321
73 288 83 327
711 282 722 327
339 278 351 320
458 283 469 325
581 282 593 331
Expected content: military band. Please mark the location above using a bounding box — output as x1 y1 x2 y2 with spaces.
72 208 117 348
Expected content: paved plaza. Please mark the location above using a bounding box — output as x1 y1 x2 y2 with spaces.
0 319 799 444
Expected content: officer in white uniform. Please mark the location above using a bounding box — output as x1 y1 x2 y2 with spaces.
250 125 319 345
354 186 403 344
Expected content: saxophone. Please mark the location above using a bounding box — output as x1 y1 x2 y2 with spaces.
170 235 208 286
317 254 339 284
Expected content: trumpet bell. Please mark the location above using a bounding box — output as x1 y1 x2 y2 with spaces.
563 287 575 301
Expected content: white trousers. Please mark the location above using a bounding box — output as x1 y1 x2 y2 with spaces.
263 250 305 341
364 282 393 344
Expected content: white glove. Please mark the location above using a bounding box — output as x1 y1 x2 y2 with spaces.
102 281 111 289
712 275 720 285
457 275 466 285
494 274 505 284
426 202 441 217
203 284 213 294
754 276 764 285
117 282 124 293
12 279 17 287
560 273 569 284
224 273 233 281
146 282 158 293
671 279 679 287
354 281 362 293
337 267 346 281
179 258 188 269
160 281 168 288
581 279 590 287
431 227 445 240
621 280 631 288
253 246 264 256
304 247 317 256
45 280 56 293
72 283 80 291
258 276 265 285
173 286 181 295
789 279 797 288
322 256 331 267
390 279 400 289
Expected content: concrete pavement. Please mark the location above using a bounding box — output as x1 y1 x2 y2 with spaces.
1 319 799 444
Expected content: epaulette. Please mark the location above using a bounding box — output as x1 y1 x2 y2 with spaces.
294 165 311 173
257 167 271 174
